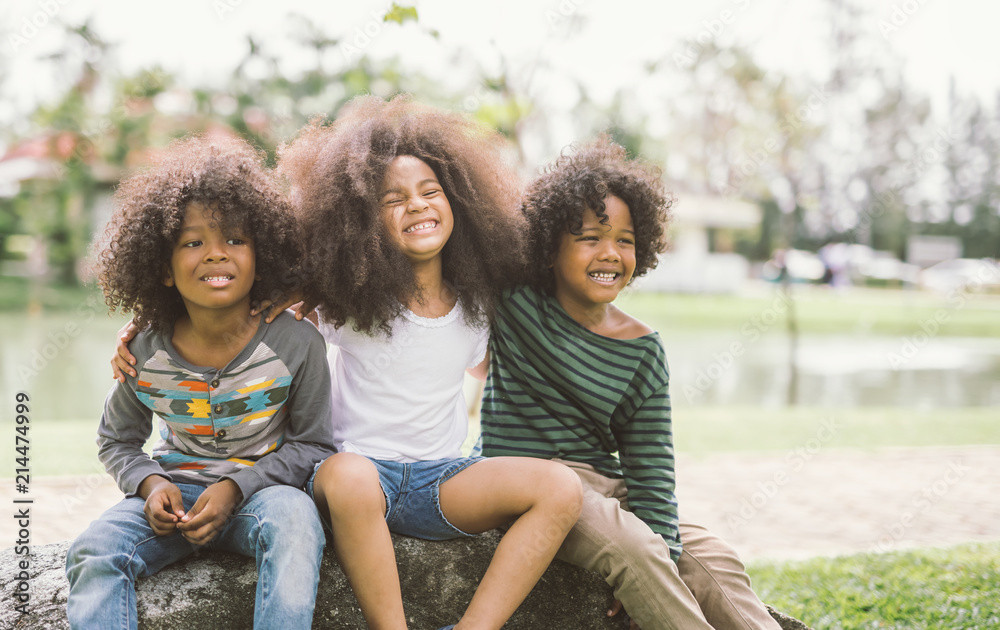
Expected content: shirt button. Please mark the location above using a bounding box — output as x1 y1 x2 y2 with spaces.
214 404 222 414
211 379 220 388
216 430 227 438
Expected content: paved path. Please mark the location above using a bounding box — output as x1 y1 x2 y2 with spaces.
676 445 1000 561
4 446 1000 562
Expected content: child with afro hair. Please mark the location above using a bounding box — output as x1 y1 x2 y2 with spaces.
251 96 583 629
480 135 782 630
277 94 529 335
72 135 335 630
99 135 303 333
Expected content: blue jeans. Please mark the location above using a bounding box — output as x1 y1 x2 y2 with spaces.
65 483 324 630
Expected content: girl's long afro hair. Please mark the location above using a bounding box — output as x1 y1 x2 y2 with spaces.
278 95 526 335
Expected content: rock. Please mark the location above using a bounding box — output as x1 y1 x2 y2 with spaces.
765 605 814 630
1 534 813 629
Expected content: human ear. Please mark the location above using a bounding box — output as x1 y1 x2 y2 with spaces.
162 266 174 287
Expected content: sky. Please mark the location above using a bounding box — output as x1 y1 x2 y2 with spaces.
2 0 999 158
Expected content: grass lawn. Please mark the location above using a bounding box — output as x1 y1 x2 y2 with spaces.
618 287 1000 337
671 406 1000 455
748 541 1000 630
30 418 110 477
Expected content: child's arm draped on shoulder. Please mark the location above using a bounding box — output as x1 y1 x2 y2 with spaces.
111 300 320 381
111 320 140 381
250 288 320 325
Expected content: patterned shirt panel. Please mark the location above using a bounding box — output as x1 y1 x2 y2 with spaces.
97 313 336 499
135 343 292 486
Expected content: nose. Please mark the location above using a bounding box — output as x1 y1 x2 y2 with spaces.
204 239 230 262
405 194 429 213
597 240 620 262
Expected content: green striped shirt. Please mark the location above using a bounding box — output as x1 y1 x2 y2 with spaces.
481 285 681 561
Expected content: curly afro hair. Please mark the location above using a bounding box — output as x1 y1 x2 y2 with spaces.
523 135 672 294
98 134 302 333
278 95 526 336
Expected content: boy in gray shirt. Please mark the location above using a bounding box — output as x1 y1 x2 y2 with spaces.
66 136 335 630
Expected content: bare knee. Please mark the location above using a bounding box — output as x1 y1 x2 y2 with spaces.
314 453 384 518
538 463 584 529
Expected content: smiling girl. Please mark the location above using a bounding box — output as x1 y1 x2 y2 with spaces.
278 97 583 630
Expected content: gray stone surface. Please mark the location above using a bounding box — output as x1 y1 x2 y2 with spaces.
1 535 812 629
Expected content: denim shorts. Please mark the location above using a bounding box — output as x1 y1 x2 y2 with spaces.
307 455 485 541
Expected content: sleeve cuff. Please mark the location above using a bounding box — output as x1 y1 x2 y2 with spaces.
221 470 264 505
120 462 172 498
467 324 490 370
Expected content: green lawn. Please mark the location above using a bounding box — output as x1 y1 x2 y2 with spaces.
672 406 1000 455
748 541 1000 630
29 418 110 477
618 288 1000 337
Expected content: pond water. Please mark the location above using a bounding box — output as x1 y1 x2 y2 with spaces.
1 311 131 423
2 312 999 423
660 330 1000 409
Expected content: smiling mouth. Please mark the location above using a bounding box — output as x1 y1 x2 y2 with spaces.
589 271 620 284
201 275 233 283
404 220 438 234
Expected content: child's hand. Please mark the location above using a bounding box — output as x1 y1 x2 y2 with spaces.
111 320 140 382
251 290 316 324
140 476 186 536
177 479 243 545
608 599 640 629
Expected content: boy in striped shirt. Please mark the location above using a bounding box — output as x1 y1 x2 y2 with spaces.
480 136 779 630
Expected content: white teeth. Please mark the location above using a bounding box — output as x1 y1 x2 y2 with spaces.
404 221 436 233
589 272 617 282
203 276 231 282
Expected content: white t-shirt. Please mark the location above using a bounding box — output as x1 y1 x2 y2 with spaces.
319 301 489 463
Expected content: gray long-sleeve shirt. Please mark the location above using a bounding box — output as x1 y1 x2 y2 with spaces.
97 311 335 502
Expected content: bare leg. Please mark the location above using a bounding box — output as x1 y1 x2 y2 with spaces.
439 457 583 630
312 453 406 630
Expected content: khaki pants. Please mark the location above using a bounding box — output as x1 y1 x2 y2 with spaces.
554 461 781 630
